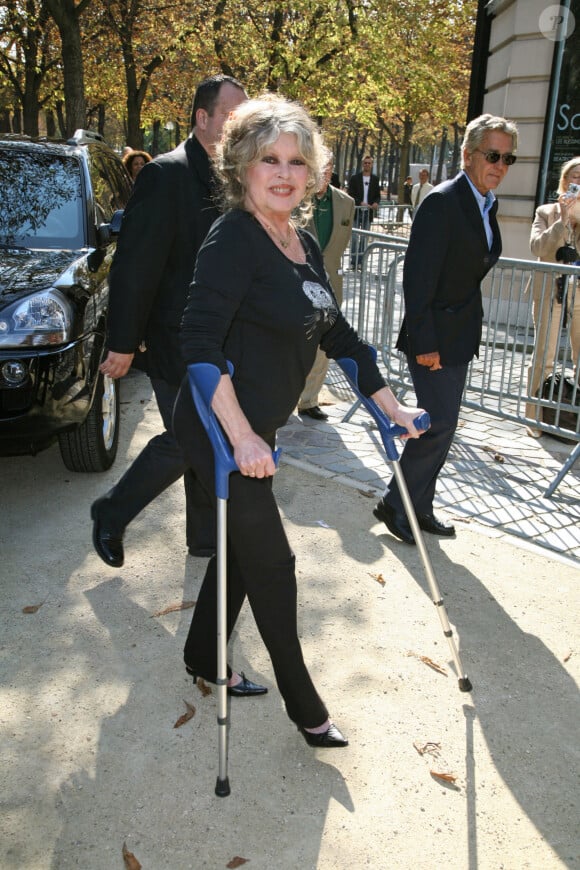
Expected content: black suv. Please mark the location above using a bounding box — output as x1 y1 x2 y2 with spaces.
0 130 131 471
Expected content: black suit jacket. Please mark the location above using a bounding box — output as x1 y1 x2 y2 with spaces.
397 172 501 366
106 135 219 385
347 172 381 222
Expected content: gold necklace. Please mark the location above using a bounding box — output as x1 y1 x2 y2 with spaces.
256 215 293 249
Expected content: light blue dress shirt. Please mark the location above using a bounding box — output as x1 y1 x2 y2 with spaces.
463 171 495 250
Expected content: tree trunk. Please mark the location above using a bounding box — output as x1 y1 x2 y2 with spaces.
45 110 57 136
450 122 462 177
0 109 11 133
56 100 66 137
97 103 105 137
397 115 414 201
151 119 161 156
45 0 87 135
22 86 41 137
436 128 448 183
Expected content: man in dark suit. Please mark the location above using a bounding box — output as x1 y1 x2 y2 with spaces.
91 74 247 567
374 113 518 544
348 154 381 268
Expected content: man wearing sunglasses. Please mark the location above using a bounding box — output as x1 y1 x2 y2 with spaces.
374 113 518 544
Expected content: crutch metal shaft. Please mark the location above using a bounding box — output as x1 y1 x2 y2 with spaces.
187 361 279 796
392 462 472 691
336 352 472 693
187 362 237 797
215 496 230 796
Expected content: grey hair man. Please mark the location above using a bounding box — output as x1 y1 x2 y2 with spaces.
374 113 518 544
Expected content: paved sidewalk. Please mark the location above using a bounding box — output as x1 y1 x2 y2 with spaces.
280 362 580 563
2 368 579 869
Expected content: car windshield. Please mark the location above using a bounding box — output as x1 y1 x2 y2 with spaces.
0 149 84 250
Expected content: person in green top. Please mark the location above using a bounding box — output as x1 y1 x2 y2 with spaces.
298 150 355 420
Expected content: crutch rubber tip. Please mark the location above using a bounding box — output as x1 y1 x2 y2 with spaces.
215 776 231 797
458 677 473 693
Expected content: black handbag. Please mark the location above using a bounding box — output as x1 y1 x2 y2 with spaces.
541 372 579 440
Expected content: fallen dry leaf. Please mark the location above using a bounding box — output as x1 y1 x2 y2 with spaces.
407 651 447 676
369 572 386 586
196 677 212 697
413 741 441 757
227 858 249 869
174 699 196 728
419 655 447 675
22 603 44 614
483 445 505 463
430 770 458 784
122 842 142 869
150 600 196 618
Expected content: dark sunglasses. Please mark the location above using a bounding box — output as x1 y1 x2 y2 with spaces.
473 148 517 166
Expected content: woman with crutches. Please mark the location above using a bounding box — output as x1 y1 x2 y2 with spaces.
172 94 426 748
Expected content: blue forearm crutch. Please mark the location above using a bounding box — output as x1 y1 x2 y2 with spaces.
337 354 472 693
187 361 280 797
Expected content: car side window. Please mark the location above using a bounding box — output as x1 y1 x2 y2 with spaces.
87 151 117 224
0 150 83 248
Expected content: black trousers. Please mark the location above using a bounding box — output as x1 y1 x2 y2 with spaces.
99 377 214 550
384 358 468 515
172 382 329 729
350 207 371 266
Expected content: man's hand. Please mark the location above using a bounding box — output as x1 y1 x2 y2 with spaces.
416 352 442 371
99 350 134 379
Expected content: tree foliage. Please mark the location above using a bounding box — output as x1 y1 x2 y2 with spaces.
0 0 477 180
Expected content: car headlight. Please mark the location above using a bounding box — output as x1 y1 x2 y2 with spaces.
0 289 72 347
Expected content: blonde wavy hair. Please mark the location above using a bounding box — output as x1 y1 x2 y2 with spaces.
558 156 580 194
215 93 326 226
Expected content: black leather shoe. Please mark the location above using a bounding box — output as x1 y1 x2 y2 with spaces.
298 723 349 748
417 514 456 537
90 498 124 567
373 500 415 545
298 405 328 421
185 666 268 697
188 546 216 558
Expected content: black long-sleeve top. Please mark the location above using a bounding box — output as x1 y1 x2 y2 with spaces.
180 208 385 436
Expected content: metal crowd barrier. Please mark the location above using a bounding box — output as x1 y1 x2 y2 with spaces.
339 230 580 497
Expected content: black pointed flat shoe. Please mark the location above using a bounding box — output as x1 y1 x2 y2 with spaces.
227 672 268 697
298 723 349 747
185 665 267 697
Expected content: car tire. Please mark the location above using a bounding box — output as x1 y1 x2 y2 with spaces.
58 372 120 472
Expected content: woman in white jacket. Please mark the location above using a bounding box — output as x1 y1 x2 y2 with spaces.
526 157 580 436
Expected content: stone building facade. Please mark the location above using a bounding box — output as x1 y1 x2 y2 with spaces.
470 0 580 258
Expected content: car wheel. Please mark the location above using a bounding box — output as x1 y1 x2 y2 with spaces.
58 372 120 472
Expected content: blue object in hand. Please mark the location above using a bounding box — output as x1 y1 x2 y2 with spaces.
336 354 430 461
187 361 280 498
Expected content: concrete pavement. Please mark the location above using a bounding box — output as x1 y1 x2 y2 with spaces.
1 367 579 869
